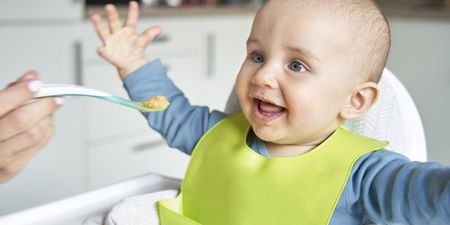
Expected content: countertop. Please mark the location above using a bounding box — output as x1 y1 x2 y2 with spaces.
85 4 260 18
378 0 450 20
85 1 450 20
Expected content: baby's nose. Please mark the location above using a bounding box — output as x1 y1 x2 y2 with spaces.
251 64 279 89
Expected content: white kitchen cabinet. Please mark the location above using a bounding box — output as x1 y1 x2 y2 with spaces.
88 133 189 189
386 17 450 165
0 0 83 21
0 25 86 215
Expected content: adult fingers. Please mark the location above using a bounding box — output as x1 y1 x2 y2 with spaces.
91 14 111 44
15 70 38 82
105 4 123 33
0 79 42 116
125 1 139 29
0 115 53 158
0 97 62 142
0 119 54 183
138 26 163 48
5 70 38 88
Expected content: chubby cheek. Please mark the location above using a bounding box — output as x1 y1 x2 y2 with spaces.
285 90 326 124
235 72 245 97
235 71 252 113
284 98 312 130
287 90 343 129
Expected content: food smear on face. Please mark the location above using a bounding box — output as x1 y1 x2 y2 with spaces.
143 96 170 110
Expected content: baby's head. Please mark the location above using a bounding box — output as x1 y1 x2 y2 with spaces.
235 0 390 152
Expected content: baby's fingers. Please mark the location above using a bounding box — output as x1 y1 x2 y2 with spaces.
91 14 111 44
138 26 163 48
105 4 123 33
125 1 139 29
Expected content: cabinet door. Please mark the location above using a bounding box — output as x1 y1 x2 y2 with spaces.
0 0 83 21
88 134 189 189
201 15 254 111
0 25 85 215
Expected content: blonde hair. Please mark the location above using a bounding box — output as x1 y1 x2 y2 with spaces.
333 0 391 83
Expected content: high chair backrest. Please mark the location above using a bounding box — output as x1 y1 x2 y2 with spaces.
224 68 427 162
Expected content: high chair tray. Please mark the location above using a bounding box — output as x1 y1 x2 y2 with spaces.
0 173 181 225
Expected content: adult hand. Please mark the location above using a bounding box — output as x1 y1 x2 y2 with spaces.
90 1 162 79
0 71 63 183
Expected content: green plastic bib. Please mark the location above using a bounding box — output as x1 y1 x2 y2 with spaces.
158 113 387 225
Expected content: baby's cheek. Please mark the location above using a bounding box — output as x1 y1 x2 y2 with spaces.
235 78 248 102
235 74 246 91
287 99 322 122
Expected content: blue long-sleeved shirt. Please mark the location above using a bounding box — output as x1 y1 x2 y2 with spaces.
123 59 450 225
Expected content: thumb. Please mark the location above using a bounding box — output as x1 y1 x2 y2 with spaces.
97 46 107 57
0 79 42 116
139 26 163 47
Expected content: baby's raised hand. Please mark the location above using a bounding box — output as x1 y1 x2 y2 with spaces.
90 1 162 79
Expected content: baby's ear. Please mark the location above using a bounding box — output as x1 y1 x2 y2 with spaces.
339 82 379 120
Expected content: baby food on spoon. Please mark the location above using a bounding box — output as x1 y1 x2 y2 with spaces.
143 95 170 110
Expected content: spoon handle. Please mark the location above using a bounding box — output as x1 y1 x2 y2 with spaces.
34 83 112 98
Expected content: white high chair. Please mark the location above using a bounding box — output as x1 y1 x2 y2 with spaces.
0 68 427 225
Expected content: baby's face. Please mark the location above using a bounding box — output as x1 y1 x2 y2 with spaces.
235 1 358 148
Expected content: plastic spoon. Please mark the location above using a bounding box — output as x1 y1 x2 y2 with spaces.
34 83 169 112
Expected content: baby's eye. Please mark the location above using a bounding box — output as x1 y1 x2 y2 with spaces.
289 61 306 72
251 52 264 63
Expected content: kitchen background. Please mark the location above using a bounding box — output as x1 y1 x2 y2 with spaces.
0 0 449 216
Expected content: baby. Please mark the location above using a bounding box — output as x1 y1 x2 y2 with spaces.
91 0 450 224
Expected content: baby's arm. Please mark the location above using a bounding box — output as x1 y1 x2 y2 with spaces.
90 1 160 80
123 60 228 154
357 151 450 224
90 2 228 154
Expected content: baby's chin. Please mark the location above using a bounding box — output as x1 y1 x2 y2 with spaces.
250 123 318 145
250 124 285 143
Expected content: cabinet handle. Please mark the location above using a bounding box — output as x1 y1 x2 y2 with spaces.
154 35 169 43
163 64 171 72
132 139 166 152
206 33 216 78
73 41 83 85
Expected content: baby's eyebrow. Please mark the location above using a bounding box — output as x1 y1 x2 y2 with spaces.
287 46 320 63
246 38 259 45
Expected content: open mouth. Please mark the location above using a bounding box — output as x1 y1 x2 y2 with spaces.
253 98 287 122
